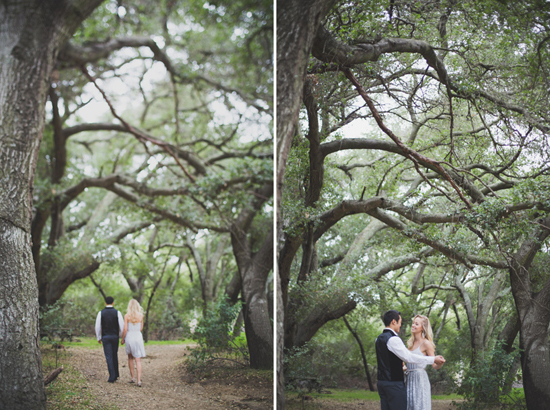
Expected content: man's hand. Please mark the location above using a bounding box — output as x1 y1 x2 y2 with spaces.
434 355 445 366
98 340 102 344
121 339 125 345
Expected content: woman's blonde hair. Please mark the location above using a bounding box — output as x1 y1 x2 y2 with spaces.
407 314 435 349
126 299 143 323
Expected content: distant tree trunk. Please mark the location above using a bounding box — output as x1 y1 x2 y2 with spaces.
343 316 375 391
454 270 507 362
0 2 103 407
143 253 170 343
187 234 229 315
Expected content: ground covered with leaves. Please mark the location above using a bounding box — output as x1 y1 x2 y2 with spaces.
284 389 461 409
43 341 272 410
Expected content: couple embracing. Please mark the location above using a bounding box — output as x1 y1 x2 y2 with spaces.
376 310 446 410
95 296 147 386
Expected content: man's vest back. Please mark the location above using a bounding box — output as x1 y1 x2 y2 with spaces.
101 307 120 337
376 329 405 382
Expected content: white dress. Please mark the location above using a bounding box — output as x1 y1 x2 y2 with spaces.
125 321 146 358
406 343 431 410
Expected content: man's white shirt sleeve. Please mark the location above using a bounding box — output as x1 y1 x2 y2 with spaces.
387 336 435 365
95 312 102 341
118 311 124 338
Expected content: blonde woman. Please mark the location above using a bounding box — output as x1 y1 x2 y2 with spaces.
405 315 443 409
121 299 146 386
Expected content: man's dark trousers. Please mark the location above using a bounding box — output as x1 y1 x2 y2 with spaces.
102 334 120 382
377 380 406 409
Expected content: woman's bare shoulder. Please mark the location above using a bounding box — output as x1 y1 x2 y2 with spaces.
422 339 435 352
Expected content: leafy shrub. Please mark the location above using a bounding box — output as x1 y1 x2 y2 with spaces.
186 299 248 371
456 343 526 409
39 300 75 342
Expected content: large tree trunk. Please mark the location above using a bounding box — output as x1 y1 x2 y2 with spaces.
0 222 46 408
0 1 103 408
240 228 274 369
230 182 274 370
508 216 550 410
276 0 336 200
276 266 285 408
276 6 333 400
517 300 550 410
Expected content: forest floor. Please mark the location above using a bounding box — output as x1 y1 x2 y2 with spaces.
286 396 459 409
285 389 461 409
58 342 272 410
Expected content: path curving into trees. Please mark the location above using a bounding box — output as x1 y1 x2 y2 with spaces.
68 344 270 410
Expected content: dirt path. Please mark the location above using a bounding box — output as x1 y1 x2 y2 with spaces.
69 344 270 409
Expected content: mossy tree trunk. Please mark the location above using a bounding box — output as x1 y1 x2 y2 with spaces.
0 1 103 408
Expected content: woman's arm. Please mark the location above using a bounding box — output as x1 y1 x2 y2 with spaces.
140 315 144 332
122 315 128 342
425 342 443 369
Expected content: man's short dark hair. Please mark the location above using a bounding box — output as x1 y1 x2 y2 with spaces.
383 310 401 326
105 296 114 305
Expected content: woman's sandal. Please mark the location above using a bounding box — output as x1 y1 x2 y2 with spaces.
137 382 142 387
128 379 135 383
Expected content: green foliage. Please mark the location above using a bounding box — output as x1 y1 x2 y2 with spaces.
186 299 248 371
456 344 525 409
285 311 380 390
40 300 76 342
193 299 240 348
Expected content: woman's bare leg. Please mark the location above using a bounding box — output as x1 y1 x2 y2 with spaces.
128 354 135 381
135 357 142 384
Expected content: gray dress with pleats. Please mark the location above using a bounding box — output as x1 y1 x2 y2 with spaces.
406 342 431 410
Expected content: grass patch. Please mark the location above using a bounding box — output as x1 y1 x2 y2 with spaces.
41 345 119 410
146 338 194 345
311 389 379 401
43 336 194 350
502 387 525 402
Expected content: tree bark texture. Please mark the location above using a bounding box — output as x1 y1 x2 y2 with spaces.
276 267 285 409
240 228 274 369
276 0 336 212
0 221 45 408
0 1 103 407
230 182 274 369
285 299 356 349
508 216 550 410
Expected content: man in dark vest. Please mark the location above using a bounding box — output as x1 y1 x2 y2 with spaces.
95 296 125 383
375 310 445 409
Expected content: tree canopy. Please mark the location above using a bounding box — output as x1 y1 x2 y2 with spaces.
277 0 550 408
